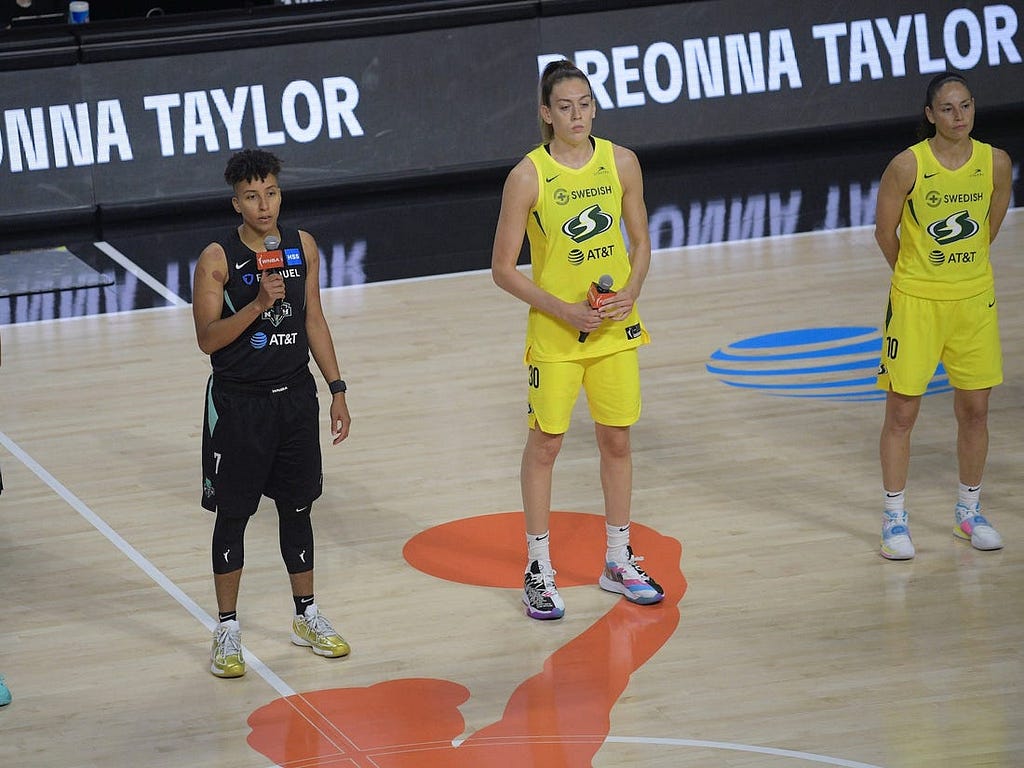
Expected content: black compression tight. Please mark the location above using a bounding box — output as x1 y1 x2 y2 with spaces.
212 502 314 575
277 500 315 574
212 513 249 574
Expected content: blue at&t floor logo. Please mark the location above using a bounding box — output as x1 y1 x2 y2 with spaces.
706 326 950 401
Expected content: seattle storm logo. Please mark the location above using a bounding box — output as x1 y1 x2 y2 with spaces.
562 204 613 244
927 210 979 245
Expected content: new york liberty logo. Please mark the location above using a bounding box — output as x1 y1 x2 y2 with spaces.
927 210 979 245
562 204 613 243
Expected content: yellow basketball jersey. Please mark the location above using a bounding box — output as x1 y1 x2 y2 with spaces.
893 139 994 300
524 137 649 362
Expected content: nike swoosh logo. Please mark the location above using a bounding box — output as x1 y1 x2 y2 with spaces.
296 506 309 513
923 172 938 179
235 260 251 269
988 300 995 308
545 175 559 183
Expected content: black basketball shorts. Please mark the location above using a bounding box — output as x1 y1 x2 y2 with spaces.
201 370 323 517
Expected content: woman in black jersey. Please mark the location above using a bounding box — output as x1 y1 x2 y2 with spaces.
192 149 352 677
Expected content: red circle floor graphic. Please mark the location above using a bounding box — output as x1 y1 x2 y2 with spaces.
247 511 686 767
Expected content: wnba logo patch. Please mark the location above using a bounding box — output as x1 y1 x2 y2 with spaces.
706 326 950 401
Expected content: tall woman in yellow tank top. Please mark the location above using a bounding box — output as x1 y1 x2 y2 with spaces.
491 60 664 619
874 72 1012 560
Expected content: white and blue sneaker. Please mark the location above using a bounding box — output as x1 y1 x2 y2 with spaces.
599 546 665 604
0 675 11 706
881 510 915 560
523 560 565 620
954 503 1003 551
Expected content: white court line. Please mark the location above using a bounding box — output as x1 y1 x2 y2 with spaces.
94 239 190 307
605 736 886 767
442 735 885 767
0 429 295 700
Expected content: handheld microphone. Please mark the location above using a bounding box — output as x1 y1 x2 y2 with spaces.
578 274 615 342
256 234 284 308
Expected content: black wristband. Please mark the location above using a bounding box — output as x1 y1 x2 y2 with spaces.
328 379 347 395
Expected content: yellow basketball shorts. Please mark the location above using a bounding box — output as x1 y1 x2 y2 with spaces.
526 348 642 434
876 285 1002 395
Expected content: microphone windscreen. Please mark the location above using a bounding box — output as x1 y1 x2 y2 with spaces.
264 235 281 250
598 274 614 290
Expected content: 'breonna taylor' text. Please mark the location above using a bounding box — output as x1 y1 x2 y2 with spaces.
0 77 363 173
539 5 1020 108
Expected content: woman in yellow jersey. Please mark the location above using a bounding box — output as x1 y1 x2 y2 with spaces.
491 60 664 619
874 72 1012 560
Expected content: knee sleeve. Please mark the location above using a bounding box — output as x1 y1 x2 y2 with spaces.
212 513 249 574
277 500 314 574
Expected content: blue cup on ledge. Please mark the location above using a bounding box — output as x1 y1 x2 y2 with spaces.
69 1 90 24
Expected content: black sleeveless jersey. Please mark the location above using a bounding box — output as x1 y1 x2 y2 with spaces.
210 225 311 386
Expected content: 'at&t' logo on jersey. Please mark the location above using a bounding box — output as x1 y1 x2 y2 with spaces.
568 243 617 265
561 204 613 244
250 331 299 349
926 210 980 245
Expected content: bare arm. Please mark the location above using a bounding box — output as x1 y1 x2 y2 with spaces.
301 230 350 445
989 147 1012 243
490 157 599 334
192 243 283 355
873 149 916 272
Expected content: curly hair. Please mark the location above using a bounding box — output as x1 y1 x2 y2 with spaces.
223 149 282 187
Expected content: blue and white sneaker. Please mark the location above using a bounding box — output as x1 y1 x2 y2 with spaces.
954 503 1003 551
523 560 565 620
881 510 915 560
0 675 11 706
599 546 664 604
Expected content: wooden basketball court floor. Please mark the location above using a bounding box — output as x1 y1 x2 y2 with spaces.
1 211 1021 767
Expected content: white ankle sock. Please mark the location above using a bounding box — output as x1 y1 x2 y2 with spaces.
526 531 551 566
606 522 629 563
958 482 981 509
884 489 905 514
